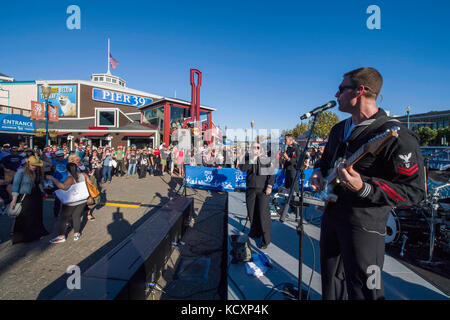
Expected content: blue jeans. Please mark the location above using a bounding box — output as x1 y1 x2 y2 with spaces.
127 163 137 175
102 166 112 183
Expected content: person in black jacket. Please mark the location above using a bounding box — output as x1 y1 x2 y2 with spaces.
239 142 275 249
310 67 425 300
282 134 301 214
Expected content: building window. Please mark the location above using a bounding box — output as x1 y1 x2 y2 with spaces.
170 105 191 129
94 77 98 81
106 77 111 82
98 110 116 126
143 107 165 132
200 111 208 122
112 79 117 83
99 77 104 81
445 120 449 127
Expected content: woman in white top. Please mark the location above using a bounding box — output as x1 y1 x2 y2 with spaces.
47 162 89 243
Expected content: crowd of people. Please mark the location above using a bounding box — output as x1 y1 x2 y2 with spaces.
0 138 322 246
0 141 192 245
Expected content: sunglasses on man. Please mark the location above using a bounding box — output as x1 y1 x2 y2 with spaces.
338 85 373 95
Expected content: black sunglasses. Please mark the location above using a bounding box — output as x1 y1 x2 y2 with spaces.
338 85 356 94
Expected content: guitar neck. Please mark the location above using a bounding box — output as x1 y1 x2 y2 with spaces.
326 147 366 183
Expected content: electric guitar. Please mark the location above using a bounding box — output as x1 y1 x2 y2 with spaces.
323 126 400 202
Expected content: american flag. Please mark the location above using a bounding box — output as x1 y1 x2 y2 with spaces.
109 53 119 69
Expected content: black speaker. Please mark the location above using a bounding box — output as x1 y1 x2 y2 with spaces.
53 196 194 300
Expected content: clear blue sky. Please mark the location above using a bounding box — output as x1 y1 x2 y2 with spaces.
1 0 449 133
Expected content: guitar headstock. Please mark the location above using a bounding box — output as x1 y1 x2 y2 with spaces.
364 126 400 155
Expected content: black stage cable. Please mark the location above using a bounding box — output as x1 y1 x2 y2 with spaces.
263 224 317 300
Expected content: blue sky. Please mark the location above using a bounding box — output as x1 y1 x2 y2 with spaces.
1 0 449 133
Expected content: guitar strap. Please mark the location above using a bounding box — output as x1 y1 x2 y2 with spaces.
331 115 400 165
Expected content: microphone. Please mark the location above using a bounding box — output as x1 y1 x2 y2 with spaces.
300 100 337 120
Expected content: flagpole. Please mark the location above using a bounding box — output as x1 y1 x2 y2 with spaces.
107 38 110 75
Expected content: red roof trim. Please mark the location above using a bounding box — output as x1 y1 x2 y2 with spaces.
123 132 154 137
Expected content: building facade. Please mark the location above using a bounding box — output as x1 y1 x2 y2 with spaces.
394 110 450 131
0 72 217 149
140 97 217 147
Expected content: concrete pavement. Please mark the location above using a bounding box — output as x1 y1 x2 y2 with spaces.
0 173 224 300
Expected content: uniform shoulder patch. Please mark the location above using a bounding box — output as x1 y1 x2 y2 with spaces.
396 152 419 176
399 153 412 168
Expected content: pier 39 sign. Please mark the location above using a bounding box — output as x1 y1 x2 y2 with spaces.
92 88 153 107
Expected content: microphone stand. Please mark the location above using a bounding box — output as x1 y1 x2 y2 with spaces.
279 113 319 300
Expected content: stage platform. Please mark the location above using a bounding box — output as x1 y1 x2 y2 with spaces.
227 191 450 300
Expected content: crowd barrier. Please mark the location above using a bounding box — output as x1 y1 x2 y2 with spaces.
185 165 314 192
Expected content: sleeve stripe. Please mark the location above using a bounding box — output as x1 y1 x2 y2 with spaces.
374 180 405 202
360 183 371 197
398 167 419 176
397 163 418 173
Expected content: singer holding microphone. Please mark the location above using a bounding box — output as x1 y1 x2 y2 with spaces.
239 142 275 249
309 67 425 300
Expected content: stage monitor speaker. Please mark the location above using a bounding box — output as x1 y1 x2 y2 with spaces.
53 196 194 300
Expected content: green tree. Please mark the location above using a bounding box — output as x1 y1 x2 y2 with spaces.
415 127 437 146
432 127 450 146
291 123 309 139
310 111 339 139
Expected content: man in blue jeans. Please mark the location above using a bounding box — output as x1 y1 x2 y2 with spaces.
102 149 113 184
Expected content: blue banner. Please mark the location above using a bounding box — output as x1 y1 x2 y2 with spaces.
185 166 239 192
0 114 36 133
185 166 314 192
92 88 153 107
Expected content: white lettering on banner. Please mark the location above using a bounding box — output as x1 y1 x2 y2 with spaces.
102 90 111 100
60 87 73 93
3 119 33 127
93 88 151 106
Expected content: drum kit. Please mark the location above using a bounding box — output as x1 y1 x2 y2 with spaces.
386 176 450 264
268 163 450 265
